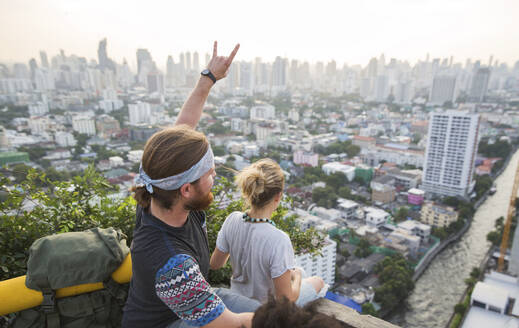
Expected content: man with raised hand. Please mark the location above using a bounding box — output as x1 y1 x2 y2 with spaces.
122 42 260 328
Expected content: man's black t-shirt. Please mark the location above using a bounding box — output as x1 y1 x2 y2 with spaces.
122 206 225 328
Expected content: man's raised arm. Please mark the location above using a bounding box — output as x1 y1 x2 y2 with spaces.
175 41 240 128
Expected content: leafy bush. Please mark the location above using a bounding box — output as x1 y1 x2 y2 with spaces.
0 168 325 286
0 167 136 280
361 302 378 316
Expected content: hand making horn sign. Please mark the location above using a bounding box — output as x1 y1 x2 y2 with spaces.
201 41 240 83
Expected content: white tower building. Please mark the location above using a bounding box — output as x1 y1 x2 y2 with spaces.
128 102 152 125
421 110 480 198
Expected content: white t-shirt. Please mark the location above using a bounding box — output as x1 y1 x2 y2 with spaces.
215 211 296 303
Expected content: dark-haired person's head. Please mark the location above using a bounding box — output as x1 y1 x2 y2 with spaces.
132 124 215 211
252 297 352 328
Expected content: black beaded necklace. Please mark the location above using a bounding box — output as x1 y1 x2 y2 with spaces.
242 212 276 227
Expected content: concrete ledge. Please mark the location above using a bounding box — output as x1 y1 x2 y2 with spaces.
314 298 401 328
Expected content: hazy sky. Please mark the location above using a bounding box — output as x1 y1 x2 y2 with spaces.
1 0 518 69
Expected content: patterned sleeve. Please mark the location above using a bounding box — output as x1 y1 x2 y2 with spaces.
155 254 225 327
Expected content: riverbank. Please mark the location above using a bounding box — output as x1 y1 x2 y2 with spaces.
389 148 519 328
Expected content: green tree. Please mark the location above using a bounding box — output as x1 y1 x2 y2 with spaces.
312 186 337 208
207 121 229 135
325 172 348 191
10 163 34 184
487 230 501 246
394 207 409 222
338 186 352 198
374 254 414 312
109 108 128 127
478 139 512 158
354 238 373 258
443 196 460 207
474 175 493 198
454 303 466 314
470 267 481 279
17 146 50 162
212 145 226 156
432 227 448 240
90 145 119 162
362 302 378 316
0 105 29 127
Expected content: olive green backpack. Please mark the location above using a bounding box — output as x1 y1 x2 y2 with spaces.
11 228 130 328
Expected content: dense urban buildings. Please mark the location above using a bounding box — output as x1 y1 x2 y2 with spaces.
1 37 518 326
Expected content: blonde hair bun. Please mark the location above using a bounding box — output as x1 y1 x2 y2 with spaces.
235 158 284 208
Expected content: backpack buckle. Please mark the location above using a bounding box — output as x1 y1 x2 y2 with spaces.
41 288 56 313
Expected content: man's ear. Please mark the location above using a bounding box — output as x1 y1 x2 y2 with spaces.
180 183 192 198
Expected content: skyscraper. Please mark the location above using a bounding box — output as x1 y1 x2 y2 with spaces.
147 71 164 94
136 49 154 85
272 56 287 87
422 111 480 198
136 49 153 76
39 51 49 68
468 68 491 102
28 58 38 80
193 52 199 72
373 75 389 102
166 56 175 88
205 53 210 67
367 57 378 78
429 75 457 105
97 38 114 71
185 52 192 72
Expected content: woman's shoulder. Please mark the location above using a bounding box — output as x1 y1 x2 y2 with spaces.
222 211 244 228
266 225 291 242
226 211 244 221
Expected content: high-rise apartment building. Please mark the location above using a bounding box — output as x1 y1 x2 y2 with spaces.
422 111 480 198
468 68 491 102
147 71 164 94
429 75 457 105
128 102 152 125
295 237 337 285
72 116 96 136
136 49 154 84
250 104 275 120
185 52 192 72
97 38 115 71
193 52 199 72
166 56 175 88
39 51 49 68
272 56 287 87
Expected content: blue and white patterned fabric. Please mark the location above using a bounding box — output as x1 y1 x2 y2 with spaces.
135 147 214 193
155 254 225 327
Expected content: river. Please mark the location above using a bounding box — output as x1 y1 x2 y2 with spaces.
389 149 519 328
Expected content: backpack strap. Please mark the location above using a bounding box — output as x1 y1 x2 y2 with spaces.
41 287 60 328
103 277 127 306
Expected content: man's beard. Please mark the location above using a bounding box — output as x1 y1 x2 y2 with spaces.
184 188 214 211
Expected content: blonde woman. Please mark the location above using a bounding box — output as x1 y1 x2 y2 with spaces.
210 159 325 306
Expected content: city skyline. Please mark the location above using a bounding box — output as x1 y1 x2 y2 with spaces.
1 0 518 69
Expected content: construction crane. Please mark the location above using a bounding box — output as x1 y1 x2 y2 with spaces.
498 160 519 272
